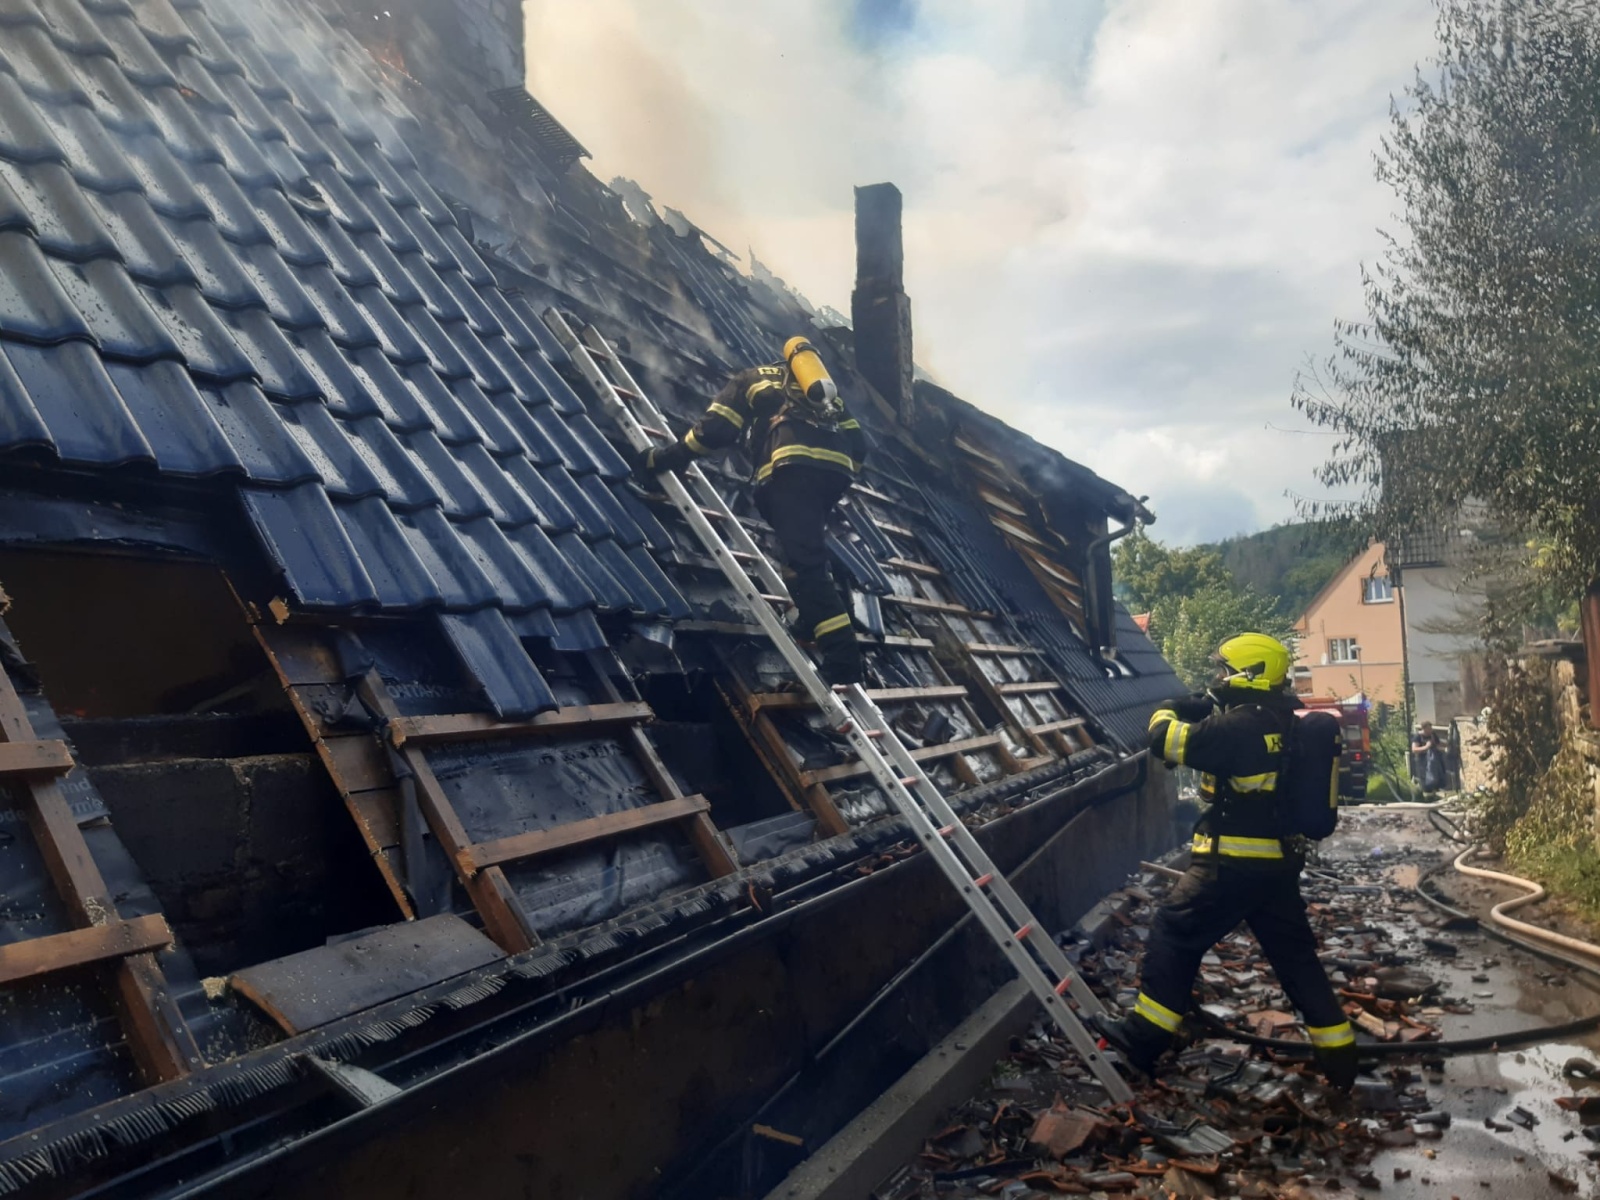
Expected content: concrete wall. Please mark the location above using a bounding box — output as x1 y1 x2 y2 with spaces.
1296 542 1403 704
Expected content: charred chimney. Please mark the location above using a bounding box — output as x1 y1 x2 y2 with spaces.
852 183 915 424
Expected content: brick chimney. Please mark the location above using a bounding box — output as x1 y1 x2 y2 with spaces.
851 183 915 422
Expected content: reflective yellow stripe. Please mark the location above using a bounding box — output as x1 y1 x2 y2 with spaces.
1308 1021 1355 1049
684 430 710 455
756 445 858 481
1163 719 1189 763
747 380 780 403
1191 835 1284 859
1229 771 1278 792
1329 760 1339 809
813 613 851 638
770 444 856 469
707 403 745 429
1133 993 1183 1033
838 419 860 430
1148 707 1178 733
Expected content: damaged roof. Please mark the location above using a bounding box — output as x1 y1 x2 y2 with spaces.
0 0 694 719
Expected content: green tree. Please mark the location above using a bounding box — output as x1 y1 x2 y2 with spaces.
1112 530 1231 613
1293 0 1600 611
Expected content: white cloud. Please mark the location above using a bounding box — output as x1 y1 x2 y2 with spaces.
524 0 1437 544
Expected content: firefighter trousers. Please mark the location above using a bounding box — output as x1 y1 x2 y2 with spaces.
1128 858 1354 1062
754 465 862 682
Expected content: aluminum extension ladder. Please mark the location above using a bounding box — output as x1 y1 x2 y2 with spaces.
542 309 1134 1104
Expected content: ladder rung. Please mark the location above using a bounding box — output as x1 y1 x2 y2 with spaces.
1054 978 1072 995
613 386 641 399
698 506 733 521
898 775 917 787
759 593 790 606
973 873 993 888
937 824 956 837
1014 923 1033 940
639 425 670 439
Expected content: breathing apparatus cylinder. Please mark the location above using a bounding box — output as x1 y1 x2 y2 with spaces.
783 337 838 406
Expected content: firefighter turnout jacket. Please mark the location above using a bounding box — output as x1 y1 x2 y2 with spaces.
653 364 867 483
1148 687 1303 864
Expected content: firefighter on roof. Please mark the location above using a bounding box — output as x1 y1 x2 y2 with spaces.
631 337 868 684
1092 632 1359 1090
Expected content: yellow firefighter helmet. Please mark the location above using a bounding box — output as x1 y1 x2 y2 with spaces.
1215 632 1292 691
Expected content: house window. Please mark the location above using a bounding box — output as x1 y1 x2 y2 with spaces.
1329 638 1361 663
1362 575 1394 604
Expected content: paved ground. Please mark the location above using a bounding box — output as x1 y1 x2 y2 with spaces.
871 807 1600 1199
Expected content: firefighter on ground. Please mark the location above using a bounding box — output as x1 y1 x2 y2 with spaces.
1092 632 1359 1090
629 337 867 684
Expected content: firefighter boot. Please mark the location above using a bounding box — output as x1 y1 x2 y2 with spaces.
1090 1012 1168 1076
1316 1043 1359 1092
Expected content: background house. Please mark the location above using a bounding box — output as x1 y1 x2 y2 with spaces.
1390 526 1488 725
1293 542 1404 704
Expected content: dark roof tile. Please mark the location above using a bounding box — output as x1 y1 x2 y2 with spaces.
35 0 116 55
142 281 254 382
440 270 500 337
84 189 194 284
483 387 561 463
0 229 92 343
1 22 92 105
396 249 461 322
250 187 326 267
45 254 181 360
578 472 645 548
122 130 209 218
3 338 151 464
330 494 444 609
240 480 379 608
302 207 377 286
351 229 423 307
297 263 380 349
198 109 281 190
0 356 52 453
401 361 479 445
0 71 65 163
452 441 538 525
198 380 318 484
104 357 241 475
398 426 490 517
448 376 522 456
341 413 440 507
276 400 383 499
437 223 495 289
234 241 321 330
123 0 196 50
503 523 594 613
40 102 142 193
507 607 558 641
402 302 472 380
62 49 155 134
212 69 281 141
143 84 219 164
349 284 429 365
503 456 577 532
435 608 556 720
591 537 666 617
97 13 175 87
167 215 265 308
219 306 323 399
552 530 631 612
350 346 429 432
394 505 497 610
625 543 693 620
188 160 271 243
453 514 556 611
304 160 375 234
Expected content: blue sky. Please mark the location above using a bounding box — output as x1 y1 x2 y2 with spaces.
524 0 1440 545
